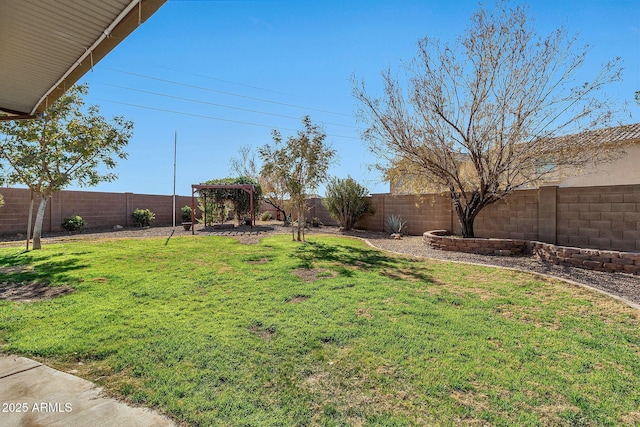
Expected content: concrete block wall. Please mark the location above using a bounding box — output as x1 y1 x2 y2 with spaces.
556 185 640 252
472 189 539 240
355 194 387 232
422 185 640 252
1 184 639 252
356 193 452 234
0 188 192 235
306 198 338 226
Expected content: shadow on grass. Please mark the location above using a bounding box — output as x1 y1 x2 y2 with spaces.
0 251 87 286
164 229 175 246
294 240 433 284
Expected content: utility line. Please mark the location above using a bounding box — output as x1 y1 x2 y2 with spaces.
156 66 287 95
109 69 353 118
97 83 362 129
95 99 361 140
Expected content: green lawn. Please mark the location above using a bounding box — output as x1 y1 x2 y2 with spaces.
0 235 639 426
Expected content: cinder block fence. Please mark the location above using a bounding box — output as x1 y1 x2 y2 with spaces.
309 184 640 253
2 184 639 253
0 188 192 235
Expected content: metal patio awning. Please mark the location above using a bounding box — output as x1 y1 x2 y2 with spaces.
0 0 166 121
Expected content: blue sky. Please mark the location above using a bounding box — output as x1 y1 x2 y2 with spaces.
73 0 640 196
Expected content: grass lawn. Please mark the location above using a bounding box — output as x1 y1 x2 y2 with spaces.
0 235 639 426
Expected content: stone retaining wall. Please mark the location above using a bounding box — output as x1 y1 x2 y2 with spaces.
532 242 640 275
424 230 532 256
423 230 640 275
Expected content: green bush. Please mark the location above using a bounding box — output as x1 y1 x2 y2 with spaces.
131 208 155 227
181 205 192 222
323 176 371 231
61 215 86 231
260 211 273 221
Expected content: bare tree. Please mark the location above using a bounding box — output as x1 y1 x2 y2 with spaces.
230 145 290 222
353 1 623 237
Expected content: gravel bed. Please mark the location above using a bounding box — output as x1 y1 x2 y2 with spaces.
2 223 638 308
353 233 640 308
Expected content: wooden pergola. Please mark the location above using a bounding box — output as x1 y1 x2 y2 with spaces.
190 184 256 235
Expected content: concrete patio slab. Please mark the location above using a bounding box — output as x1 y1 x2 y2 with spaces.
0 355 176 427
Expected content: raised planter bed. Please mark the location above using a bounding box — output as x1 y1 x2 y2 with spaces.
423 230 640 275
423 230 531 256
531 242 640 275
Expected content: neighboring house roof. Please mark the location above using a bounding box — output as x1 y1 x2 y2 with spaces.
551 122 640 147
390 122 640 193
0 0 166 120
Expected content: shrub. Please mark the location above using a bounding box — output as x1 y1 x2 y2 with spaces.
61 215 86 231
260 211 273 221
309 217 322 227
181 205 192 222
131 208 155 227
323 176 371 231
386 215 407 235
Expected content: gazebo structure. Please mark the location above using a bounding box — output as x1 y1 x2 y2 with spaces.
190 183 256 235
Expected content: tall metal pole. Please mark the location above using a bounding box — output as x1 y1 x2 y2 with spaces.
172 131 177 229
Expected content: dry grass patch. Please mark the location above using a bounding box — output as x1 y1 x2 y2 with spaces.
287 295 309 303
356 306 373 319
291 268 338 282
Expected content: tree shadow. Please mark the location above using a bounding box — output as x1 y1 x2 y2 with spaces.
199 224 276 234
293 240 434 284
0 252 88 286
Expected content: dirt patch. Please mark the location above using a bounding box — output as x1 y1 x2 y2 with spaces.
0 281 74 301
0 265 33 274
356 307 373 319
287 295 309 303
247 258 270 265
249 325 276 340
291 268 338 282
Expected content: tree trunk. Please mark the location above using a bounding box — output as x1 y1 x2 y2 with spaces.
460 214 475 238
296 206 302 241
452 191 481 238
26 190 34 251
32 194 48 250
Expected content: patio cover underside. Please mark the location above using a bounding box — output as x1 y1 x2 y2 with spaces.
0 0 166 120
